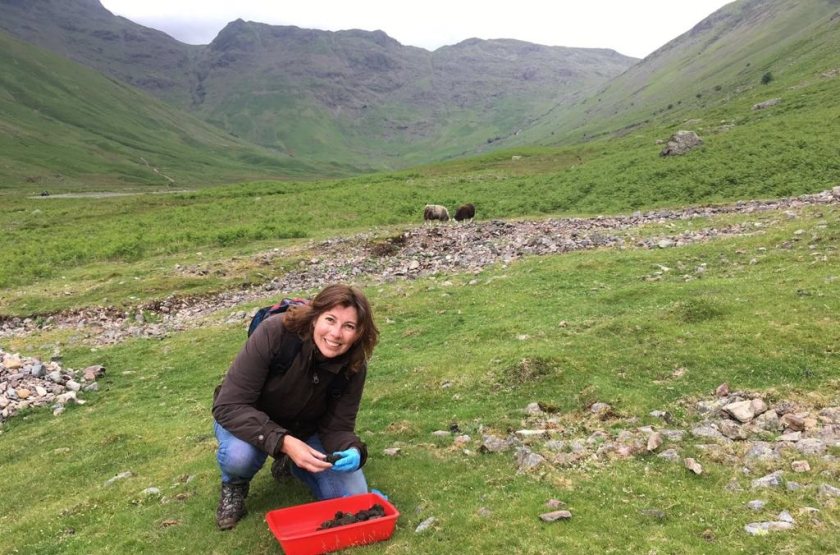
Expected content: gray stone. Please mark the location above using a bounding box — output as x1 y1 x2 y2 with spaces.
647 432 663 452
719 420 748 440
781 413 806 431
745 442 779 462
684 458 703 475
752 98 782 111
415 517 437 533
660 429 685 442
104 471 134 487
752 471 784 489
819 484 840 497
544 440 566 451
658 449 680 462
516 448 546 473
818 407 840 424
660 130 703 156
744 521 793 535
795 438 826 455
539 510 572 522
524 402 543 415
480 434 512 453
746 500 766 511
691 425 725 441
590 402 611 414
791 460 810 473
724 400 756 423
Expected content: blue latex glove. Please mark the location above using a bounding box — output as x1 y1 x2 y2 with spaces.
331 448 361 473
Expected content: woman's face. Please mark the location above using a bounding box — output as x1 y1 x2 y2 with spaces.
312 304 360 358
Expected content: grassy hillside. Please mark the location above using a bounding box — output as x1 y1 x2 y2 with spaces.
0 31 339 190
0 202 837 553
516 0 840 146
0 0 196 106
3 75 838 300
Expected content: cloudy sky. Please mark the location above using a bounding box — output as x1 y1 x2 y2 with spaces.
99 0 734 59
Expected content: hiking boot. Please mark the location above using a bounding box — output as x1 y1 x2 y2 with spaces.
216 481 249 530
271 455 291 482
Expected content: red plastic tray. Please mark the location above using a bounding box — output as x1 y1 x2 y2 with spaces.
266 492 399 555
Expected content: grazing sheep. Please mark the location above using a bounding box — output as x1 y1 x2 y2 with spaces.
454 203 475 222
423 204 450 222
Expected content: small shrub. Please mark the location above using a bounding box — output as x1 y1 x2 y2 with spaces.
761 72 774 85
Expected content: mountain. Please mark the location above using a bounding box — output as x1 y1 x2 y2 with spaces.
0 0 637 171
0 30 329 190
0 0 195 106
193 22 635 167
516 0 840 145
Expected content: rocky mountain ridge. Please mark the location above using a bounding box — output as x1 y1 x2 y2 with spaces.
0 0 636 169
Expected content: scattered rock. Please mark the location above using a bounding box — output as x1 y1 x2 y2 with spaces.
1 349 100 424
744 521 793 535
104 471 134 487
684 458 703 475
752 98 782 110
539 510 572 522
791 460 810 473
752 471 784 489
746 500 766 511
660 130 703 156
415 517 437 533
819 484 840 498
480 434 514 454
646 432 663 452
658 449 681 462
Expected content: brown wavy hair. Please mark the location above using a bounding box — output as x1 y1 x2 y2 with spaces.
283 284 378 372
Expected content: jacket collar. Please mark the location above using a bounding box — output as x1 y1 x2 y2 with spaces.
301 337 349 375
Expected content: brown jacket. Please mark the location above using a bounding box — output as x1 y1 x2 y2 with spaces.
212 314 368 465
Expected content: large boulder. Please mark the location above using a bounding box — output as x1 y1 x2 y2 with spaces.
660 130 703 156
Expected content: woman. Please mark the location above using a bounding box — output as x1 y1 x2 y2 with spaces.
212 284 379 530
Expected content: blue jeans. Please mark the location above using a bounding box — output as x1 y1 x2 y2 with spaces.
213 420 368 500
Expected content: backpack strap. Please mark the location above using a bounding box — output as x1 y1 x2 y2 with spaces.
269 329 303 376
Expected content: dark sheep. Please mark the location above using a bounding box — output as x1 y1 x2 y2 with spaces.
454 203 475 222
423 204 450 222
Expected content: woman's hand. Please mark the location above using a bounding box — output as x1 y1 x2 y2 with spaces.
280 435 332 472
330 448 361 472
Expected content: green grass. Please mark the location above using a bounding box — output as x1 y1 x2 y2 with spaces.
1 203 837 553
0 30 333 191
3 91 838 305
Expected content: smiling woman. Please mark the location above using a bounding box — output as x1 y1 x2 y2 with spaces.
211 283 379 530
